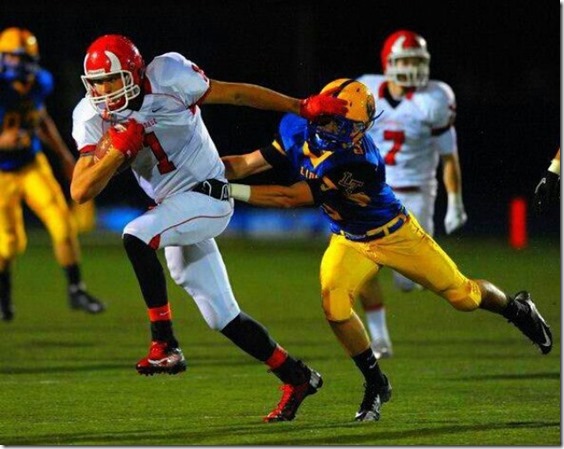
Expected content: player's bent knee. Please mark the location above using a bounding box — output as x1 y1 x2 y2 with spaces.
444 280 481 311
322 287 353 322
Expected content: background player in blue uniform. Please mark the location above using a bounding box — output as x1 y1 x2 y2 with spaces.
222 78 553 422
0 27 104 320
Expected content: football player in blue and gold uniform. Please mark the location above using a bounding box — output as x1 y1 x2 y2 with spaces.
0 27 104 320
222 78 553 422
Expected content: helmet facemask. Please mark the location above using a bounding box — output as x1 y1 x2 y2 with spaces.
307 115 374 154
386 55 430 88
0 52 38 82
81 69 140 115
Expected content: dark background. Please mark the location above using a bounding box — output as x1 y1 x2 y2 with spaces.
4 0 560 236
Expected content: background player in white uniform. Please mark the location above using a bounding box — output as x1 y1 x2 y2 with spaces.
356 30 468 358
70 34 348 422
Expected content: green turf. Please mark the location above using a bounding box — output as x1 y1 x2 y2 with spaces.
0 232 560 445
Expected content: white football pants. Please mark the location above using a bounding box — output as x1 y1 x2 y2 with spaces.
123 191 240 330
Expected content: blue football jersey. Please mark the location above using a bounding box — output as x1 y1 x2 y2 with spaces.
0 68 53 171
264 113 405 236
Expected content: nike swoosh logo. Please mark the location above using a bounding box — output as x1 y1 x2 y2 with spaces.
530 301 552 347
540 325 552 347
152 107 163 113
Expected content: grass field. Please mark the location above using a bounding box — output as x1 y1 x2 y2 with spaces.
0 231 560 445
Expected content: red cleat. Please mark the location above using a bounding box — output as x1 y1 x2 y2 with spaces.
136 341 187 376
264 363 323 422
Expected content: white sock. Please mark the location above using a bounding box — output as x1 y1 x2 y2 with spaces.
365 307 391 345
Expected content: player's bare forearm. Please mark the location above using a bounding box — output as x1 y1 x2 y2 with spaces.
222 151 272 180
206 80 300 114
71 150 124 204
248 182 314 208
442 154 462 194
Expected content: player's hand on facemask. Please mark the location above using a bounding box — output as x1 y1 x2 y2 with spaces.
109 118 145 159
534 170 560 214
444 192 468 234
299 92 349 121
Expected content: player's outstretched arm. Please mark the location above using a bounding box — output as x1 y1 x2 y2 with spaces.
221 149 272 180
229 181 314 208
204 80 348 120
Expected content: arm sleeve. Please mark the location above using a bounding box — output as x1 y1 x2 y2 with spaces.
259 139 292 171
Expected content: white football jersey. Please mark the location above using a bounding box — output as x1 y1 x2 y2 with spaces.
72 52 225 203
357 74 457 189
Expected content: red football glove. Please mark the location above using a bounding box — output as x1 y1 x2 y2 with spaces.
299 92 349 121
109 118 145 159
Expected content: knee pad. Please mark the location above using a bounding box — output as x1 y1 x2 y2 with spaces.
322 287 354 322
443 279 482 311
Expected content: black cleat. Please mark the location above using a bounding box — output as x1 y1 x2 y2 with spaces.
0 296 13 322
355 375 392 422
264 361 323 422
69 288 106 314
505 291 552 354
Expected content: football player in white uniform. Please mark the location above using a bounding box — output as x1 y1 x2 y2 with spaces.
356 30 468 358
70 34 348 422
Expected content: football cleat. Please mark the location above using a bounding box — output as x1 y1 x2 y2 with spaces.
69 287 106 314
505 291 552 355
136 341 187 376
371 339 393 359
264 362 323 422
355 375 392 422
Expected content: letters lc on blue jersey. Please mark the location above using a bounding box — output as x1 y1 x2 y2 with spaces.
0 68 53 171
261 113 405 237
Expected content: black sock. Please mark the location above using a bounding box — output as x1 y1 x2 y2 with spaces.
150 321 178 346
123 233 168 309
220 312 277 361
271 356 309 385
64 264 82 290
352 348 386 386
502 296 525 320
0 269 11 303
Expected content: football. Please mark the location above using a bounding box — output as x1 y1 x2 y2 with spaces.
93 124 133 174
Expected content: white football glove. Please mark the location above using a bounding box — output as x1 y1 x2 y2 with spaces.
444 192 468 234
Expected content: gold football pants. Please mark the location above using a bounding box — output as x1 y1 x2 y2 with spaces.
0 152 79 266
320 214 482 322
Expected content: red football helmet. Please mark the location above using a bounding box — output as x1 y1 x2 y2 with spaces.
380 30 430 87
81 34 145 114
